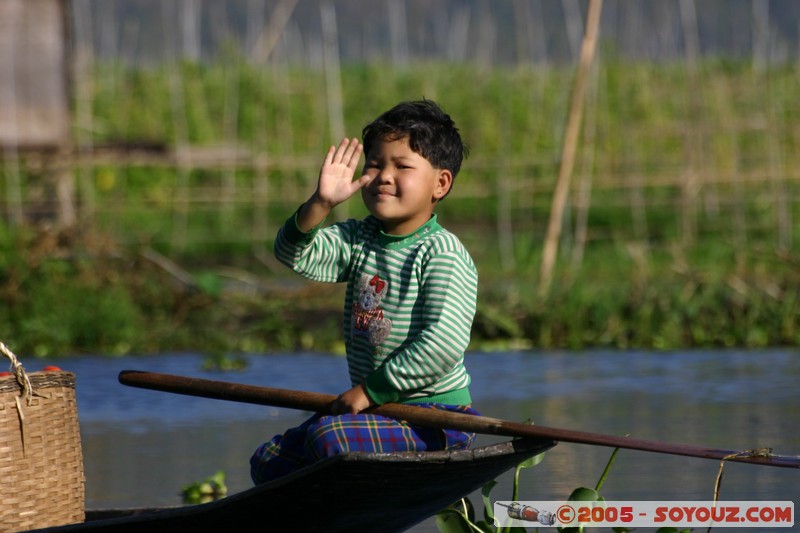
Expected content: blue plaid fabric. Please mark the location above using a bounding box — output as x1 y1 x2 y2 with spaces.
250 404 479 484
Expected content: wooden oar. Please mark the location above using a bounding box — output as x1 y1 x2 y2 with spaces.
118 370 800 469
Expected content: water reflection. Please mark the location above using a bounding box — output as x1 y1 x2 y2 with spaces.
51 350 799 531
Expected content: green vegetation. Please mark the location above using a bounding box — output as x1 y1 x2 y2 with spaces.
181 471 228 505
2 58 800 356
434 447 670 533
436 450 548 532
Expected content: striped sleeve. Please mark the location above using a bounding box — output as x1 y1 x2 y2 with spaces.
273 210 357 283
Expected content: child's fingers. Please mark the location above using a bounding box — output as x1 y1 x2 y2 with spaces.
332 137 353 164
323 144 337 166
341 174 369 197
355 173 372 188
336 137 360 166
345 139 363 169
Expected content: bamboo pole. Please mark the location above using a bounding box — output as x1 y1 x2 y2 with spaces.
215 3 240 230
387 0 409 68
539 0 603 297
570 53 599 273
621 3 649 245
754 0 792 252
2 151 23 227
561 0 584 61
250 0 299 66
752 0 769 74
475 0 496 71
678 0 701 247
54 153 77 227
320 0 347 220
162 1 191 251
0 101 25 227
496 112 515 274
0 28 23 225
250 0 298 263
249 0 269 262
70 0 96 224
512 0 532 66
447 5 471 62
527 0 549 67
180 0 202 62
321 0 344 141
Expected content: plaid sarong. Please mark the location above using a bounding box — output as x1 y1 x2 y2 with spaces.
250 404 479 484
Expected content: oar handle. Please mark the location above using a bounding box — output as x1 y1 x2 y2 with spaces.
118 369 508 433
120 370 336 413
118 370 800 469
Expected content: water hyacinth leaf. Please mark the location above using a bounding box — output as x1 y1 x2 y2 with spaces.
594 447 621 492
462 496 476 523
434 508 473 533
512 452 546 501
517 452 546 469
180 470 227 504
567 486 601 502
473 520 498 533
558 492 606 533
481 479 498 523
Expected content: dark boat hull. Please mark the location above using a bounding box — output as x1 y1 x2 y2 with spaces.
37 438 554 533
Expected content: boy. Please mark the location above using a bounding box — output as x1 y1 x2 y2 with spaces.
250 100 479 483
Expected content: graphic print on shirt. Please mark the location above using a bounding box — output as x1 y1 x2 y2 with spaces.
352 274 392 346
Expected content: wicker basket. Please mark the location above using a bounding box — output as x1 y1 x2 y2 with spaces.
0 342 85 531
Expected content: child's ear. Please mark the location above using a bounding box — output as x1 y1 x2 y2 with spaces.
433 169 453 200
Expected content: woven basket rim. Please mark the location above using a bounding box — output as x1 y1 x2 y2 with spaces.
0 370 76 394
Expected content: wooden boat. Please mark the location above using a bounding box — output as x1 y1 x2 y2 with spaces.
38 438 555 533
29 369 800 532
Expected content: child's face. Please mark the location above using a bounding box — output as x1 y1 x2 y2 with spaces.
361 136 452 235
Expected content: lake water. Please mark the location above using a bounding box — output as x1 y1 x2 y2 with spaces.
45 349 799 532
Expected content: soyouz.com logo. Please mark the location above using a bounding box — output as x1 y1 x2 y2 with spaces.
494 501 794 528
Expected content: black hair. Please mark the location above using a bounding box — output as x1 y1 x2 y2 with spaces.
362 100 469 187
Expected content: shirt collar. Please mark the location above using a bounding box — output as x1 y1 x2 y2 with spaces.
378 215 441 249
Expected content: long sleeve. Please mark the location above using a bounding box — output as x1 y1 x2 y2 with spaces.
273 210 357 283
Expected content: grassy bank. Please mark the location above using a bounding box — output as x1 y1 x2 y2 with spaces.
2 59 800 356
1 224 798 358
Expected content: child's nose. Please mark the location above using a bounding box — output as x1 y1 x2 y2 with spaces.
375 169 393 183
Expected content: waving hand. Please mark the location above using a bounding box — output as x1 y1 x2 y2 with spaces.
297 138 371 231
316 138 370 207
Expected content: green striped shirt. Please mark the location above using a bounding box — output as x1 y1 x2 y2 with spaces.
275 212 477 406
